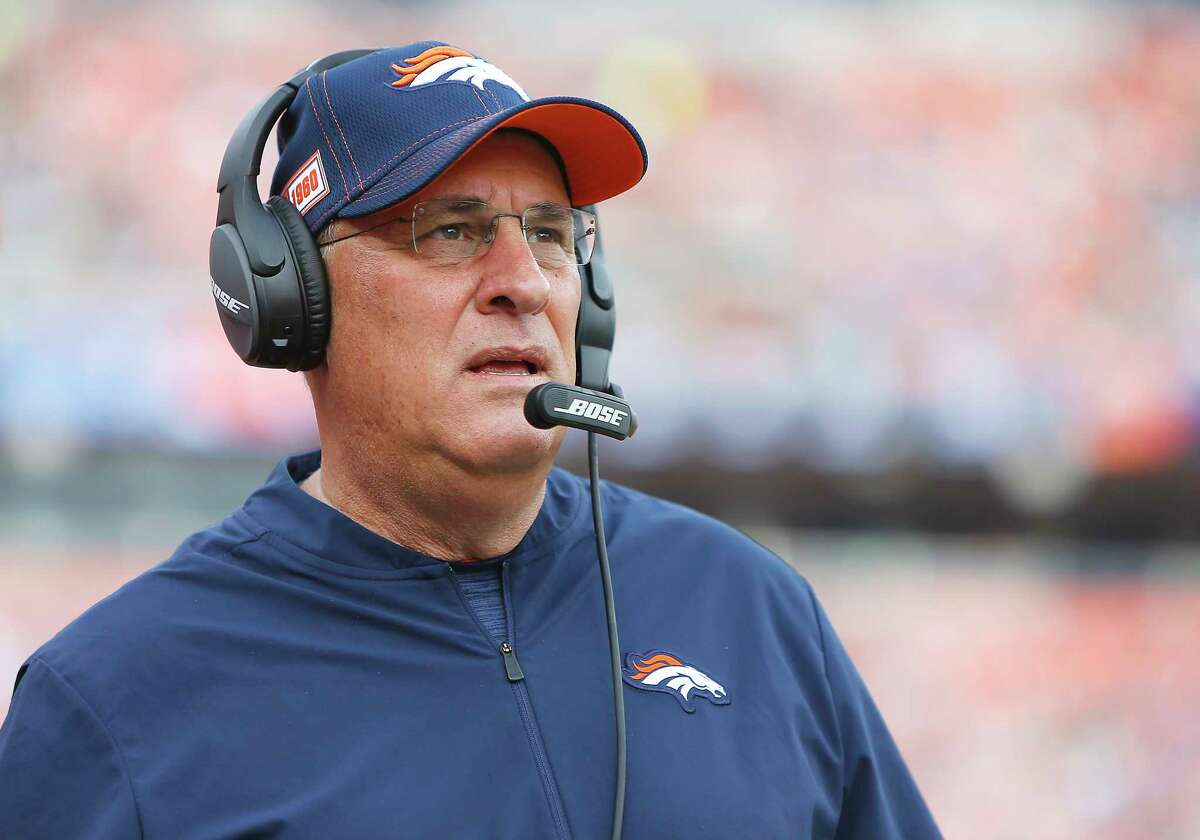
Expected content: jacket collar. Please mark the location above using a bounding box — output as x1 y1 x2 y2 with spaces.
238 450 590 573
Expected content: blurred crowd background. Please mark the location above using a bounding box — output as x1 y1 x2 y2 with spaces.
2 0 1199 837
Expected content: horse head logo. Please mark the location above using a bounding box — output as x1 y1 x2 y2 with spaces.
390 45 530 101
622 650 730 714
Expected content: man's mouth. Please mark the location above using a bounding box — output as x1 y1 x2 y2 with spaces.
464 346 547 377
470 360 538 376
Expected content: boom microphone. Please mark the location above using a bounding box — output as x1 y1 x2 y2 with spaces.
524 383 637 441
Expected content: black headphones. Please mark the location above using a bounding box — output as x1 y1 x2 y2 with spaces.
209 48 618 394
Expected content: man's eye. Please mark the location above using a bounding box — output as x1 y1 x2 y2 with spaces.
424 219 487 241
527 227 565 244
430 224 466 240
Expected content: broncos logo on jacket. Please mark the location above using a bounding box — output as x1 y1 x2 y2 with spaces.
622 650 730 713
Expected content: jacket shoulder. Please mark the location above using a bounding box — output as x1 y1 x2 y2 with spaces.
598 477 810 592
29 516 267 709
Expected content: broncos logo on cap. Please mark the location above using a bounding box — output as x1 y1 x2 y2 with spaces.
622 650 730 713
390 45 530 101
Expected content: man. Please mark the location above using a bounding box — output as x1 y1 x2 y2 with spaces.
0 43 940 838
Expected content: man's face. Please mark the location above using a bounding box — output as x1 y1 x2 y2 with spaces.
315 132 579 475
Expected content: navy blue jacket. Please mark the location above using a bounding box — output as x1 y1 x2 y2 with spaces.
0 452 940 838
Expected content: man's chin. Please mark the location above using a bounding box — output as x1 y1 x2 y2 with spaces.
447 420 564 476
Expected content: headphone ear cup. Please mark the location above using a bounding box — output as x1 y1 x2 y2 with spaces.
267 195 330 370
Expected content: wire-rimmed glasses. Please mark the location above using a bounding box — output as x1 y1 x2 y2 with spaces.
318 199 597 269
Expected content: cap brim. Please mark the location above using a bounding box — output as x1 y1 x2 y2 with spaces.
337 96 647 217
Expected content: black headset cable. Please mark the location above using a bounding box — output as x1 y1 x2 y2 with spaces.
588 431 626 840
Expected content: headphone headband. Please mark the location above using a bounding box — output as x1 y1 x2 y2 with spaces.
216 50 377 277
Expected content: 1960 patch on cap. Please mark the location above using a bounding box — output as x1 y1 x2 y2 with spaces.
283 151 330 216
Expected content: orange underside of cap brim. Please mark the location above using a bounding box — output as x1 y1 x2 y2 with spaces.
460 102 646 206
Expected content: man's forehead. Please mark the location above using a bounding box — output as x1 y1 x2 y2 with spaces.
417 132 569 200
359 133 571 222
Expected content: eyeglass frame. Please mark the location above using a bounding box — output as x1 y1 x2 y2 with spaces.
314 199 597 268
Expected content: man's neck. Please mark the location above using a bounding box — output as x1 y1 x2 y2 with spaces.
299 447 550 562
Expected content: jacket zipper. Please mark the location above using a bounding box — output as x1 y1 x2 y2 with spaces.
501 560 572 840
500 641 525 681
447 561 571 840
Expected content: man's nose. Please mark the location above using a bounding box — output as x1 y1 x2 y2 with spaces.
474 216 551 317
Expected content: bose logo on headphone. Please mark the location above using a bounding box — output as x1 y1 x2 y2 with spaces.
553 398 627 427
211 278 249 315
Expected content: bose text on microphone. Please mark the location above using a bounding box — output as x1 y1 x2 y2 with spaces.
524 383 638 440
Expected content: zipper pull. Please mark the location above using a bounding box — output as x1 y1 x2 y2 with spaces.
500 641 525 682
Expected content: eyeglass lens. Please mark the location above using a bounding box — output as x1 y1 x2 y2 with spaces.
412 200 596 267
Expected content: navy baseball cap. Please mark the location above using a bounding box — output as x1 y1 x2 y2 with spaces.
269 42 648 235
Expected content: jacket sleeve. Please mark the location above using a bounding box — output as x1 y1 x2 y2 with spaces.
0 656 143 839
807 587 943 840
